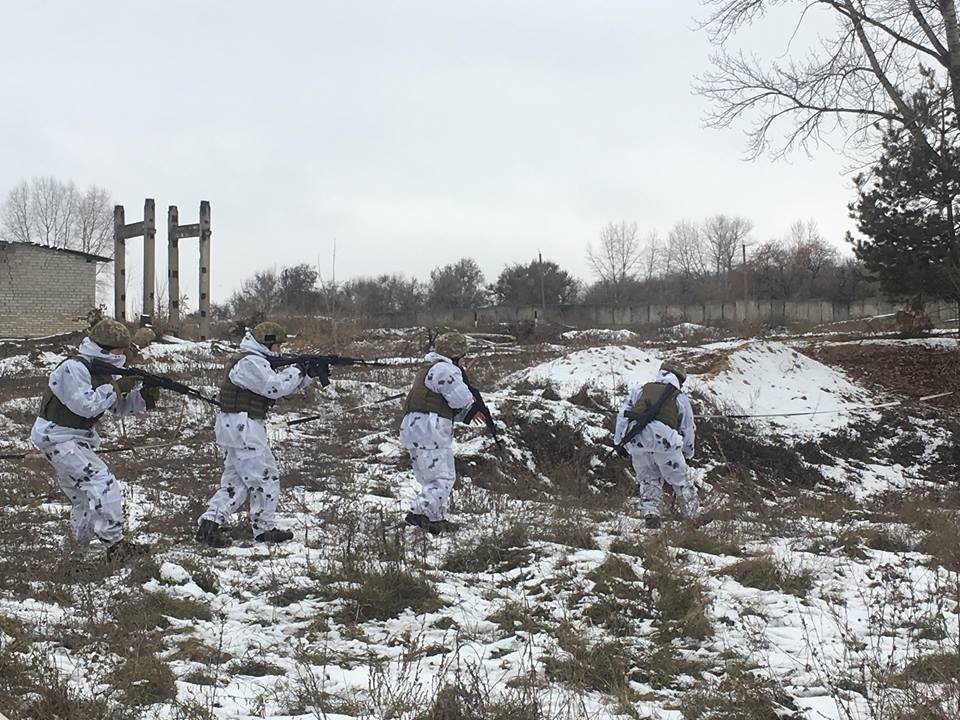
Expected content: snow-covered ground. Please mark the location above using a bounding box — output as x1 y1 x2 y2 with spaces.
0 328 957 720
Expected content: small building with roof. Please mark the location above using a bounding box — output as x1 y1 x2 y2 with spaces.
0 241 112 338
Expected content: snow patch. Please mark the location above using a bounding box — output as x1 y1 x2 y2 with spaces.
689 341 874 438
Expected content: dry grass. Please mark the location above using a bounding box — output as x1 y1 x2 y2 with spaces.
720 555 815 597
680 663 804 720
442 523 532 574
339 565 443 623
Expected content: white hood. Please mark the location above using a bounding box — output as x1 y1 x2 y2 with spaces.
656 368 682 390
424 351 452 365
78 336 126 368
239 329 277 357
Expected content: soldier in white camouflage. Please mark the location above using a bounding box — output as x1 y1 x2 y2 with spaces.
31 319 160 563
196 322 314 547
614 360 702 529
398 332 486 535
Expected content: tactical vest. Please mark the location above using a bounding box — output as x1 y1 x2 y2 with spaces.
218 353 276 420
403 364 456 420
38 357 113 430
631 382 681 431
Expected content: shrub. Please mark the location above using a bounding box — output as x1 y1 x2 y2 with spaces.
720 556 814 597
341 566 442 623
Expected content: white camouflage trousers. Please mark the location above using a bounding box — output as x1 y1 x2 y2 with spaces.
42 440 125 546
631 448 700 519
409 448 456 521
200 446 281 536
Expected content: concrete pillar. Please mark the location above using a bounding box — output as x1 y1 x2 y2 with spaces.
142 198 156 320
167 206 180 327
113 205 126 322
198 200 211 340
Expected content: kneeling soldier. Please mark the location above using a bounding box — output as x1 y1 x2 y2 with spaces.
31 319 160 563
196 322 313 547
614 360 701 529
399 332 485 535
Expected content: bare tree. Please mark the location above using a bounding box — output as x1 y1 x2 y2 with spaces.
696 0 960 159
74 186 113 257
586 221 642 306
787 219 838 286
1 177 113 259
667 220 708 283
702 214 753 279
640 231 664 282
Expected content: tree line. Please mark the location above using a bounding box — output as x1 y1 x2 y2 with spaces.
223 214 877 319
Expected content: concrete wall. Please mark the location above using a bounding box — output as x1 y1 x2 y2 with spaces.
0 244 99 337
360 298 958 330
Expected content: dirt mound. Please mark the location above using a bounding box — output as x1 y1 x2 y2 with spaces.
807 344 960 410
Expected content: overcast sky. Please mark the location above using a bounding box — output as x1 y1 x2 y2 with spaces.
0 0 857 309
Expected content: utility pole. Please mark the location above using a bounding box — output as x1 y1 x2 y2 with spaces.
538 250 547 316
742 242 749 324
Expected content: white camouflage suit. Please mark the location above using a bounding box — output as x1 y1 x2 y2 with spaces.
399 352 475 521
199 331 311 536
614 368 700 519
30 337 148 547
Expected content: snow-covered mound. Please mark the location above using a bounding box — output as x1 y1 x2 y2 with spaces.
689 341 874 438
561 328 639 343
661 322 719 339
511 341 875 439
507 345 660 400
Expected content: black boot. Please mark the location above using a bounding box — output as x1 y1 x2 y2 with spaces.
404 512 441 536
196 519 231 548
105 538 150 564
644 515 662 530
255 528 294 543
427 519 459 535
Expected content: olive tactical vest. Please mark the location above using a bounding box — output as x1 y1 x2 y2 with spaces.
403 364 457 420
631 382 681 431
38 357 114 430
218 353 276 420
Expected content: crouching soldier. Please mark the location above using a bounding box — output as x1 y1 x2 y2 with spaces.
399 332 486 535
31 319 160 563
196 322 313 547
614 361 703 529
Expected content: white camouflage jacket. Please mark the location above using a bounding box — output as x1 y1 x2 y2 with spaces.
214 331 312 454
31 337 147 449
399 352 475 451
613 369 696 458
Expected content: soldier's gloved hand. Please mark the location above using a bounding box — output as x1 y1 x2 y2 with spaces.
141 385 160 410
295 362 310 377
105 380 122 402
306 363 328 379
116 376 139 394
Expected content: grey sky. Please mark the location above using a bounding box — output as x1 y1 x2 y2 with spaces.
1 0 856 308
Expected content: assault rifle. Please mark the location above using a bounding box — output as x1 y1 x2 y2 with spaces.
458 365 504 452
608 383 678 459
90 359 222 408
265 354 388 387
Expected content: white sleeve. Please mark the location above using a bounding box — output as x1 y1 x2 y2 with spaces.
229 356 310 400
424 363 475 410
111 388 147 416
677 393 696 458
613 385 643 444
50 360 117 418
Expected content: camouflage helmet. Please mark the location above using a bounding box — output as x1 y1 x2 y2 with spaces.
252 321 287 346
89 319 131 349
131 327 156 349
435 332 469 359
660 360 687 384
